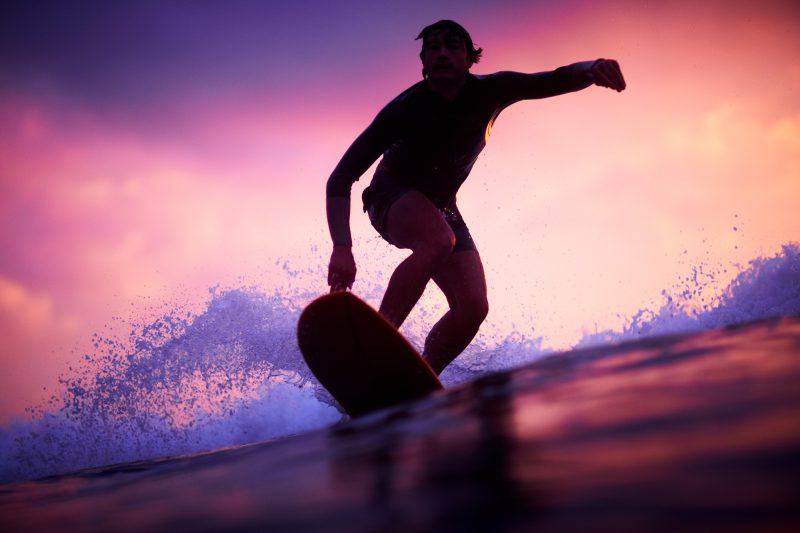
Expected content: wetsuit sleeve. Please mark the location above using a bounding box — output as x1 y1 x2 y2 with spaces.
490 61 597 108
325 104 400 200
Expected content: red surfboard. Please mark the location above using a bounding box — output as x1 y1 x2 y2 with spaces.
297 291 443 417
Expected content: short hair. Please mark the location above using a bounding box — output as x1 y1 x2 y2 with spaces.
416 20 483 65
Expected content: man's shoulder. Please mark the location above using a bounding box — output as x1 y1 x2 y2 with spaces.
470 70 557 97
472 71 524 84
368 80 426 127
389 80 428 106
468 71 522 93
387 74 509 101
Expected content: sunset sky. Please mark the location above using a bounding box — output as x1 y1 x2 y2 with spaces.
1 0 798 422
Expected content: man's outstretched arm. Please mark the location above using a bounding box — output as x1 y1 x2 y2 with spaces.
491 58 626 104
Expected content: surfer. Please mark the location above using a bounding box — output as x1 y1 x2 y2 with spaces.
325 20 626 374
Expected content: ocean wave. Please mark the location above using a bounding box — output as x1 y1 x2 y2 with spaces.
2 243 798 483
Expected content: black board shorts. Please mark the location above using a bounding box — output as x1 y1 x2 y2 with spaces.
365 185 477 253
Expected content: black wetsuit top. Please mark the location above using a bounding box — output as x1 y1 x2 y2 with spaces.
326 63 595 211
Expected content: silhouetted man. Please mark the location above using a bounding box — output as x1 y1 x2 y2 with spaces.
326 20 625 374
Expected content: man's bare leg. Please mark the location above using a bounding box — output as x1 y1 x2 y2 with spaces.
423 250 488 374
379 191 456 328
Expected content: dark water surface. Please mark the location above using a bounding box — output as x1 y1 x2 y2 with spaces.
2 316 799 531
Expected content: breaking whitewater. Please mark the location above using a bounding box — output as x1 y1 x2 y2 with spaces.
1 243 798 483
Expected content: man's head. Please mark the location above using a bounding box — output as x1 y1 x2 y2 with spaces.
416 20 482 81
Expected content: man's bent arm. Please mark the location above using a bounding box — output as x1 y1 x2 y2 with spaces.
325 102 399 206
325 129 385 247
324 105 397 290
326 196 352 247
326 196 356 291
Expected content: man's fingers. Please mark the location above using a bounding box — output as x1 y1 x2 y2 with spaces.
607 60 626 91
597 67 619 90
328 270 343 287
328 268 355 291
328 276 353 293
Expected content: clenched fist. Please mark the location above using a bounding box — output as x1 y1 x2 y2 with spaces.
592 59 626 92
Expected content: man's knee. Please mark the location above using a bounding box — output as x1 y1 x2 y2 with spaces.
432 227 457 259
472 296 489 325
457 294 489 329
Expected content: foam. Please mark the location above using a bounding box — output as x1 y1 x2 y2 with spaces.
2 243 798 483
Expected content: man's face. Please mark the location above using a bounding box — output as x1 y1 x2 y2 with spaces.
421 29 471 82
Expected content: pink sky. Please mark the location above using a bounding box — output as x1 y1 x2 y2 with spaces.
1 0 798 422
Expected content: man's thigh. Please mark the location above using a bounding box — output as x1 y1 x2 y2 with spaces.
384 191 453 251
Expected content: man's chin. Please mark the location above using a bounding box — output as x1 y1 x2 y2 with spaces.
428 71 465 83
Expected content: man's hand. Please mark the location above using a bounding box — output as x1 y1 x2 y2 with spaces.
328 245 356 292
592 59 626 92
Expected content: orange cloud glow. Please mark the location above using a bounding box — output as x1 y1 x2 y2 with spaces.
1 0 798 421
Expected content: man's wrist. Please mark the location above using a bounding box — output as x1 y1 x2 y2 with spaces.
572 59 599 83
333 242 352 249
